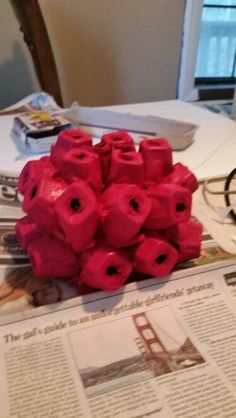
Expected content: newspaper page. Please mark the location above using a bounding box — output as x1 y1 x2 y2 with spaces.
2 260 236 417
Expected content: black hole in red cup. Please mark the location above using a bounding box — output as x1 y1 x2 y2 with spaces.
70 198 81 212
112 137 122 141
129 198 140 212
106 266 118 276
155 254 167 264
176 202 186 212
31 186 37 199
74 135 82 139
76 153 86 159
52 171 60 179
172 241 180 250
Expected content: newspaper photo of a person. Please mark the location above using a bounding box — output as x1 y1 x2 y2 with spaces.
0 266 77 315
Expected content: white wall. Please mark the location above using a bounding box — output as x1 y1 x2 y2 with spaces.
0 0 185 108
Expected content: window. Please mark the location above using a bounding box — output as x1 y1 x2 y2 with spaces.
196 0 236 84
178 0 236 101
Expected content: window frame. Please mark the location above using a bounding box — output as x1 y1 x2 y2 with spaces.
178 0 235 101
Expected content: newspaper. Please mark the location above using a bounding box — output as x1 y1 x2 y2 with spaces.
70 105 198 150
1 175 236 417
1 257 236 417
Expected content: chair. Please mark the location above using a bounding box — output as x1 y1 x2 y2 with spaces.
10 0 63 106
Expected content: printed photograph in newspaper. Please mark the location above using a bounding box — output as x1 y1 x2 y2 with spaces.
69 306 205 398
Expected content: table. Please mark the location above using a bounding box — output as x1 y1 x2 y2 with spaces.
1 99 236 180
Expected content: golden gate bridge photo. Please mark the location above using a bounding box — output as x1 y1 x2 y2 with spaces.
69 307 205 398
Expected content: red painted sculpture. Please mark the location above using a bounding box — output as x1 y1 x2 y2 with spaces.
16 129 202 292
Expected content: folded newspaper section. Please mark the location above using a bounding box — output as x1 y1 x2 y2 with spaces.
1 261 236 417
75 104 198 150
8 93 198 153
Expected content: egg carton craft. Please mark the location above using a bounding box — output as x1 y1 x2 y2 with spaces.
16 129 202 292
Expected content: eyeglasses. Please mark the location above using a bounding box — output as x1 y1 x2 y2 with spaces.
202 168 236 223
